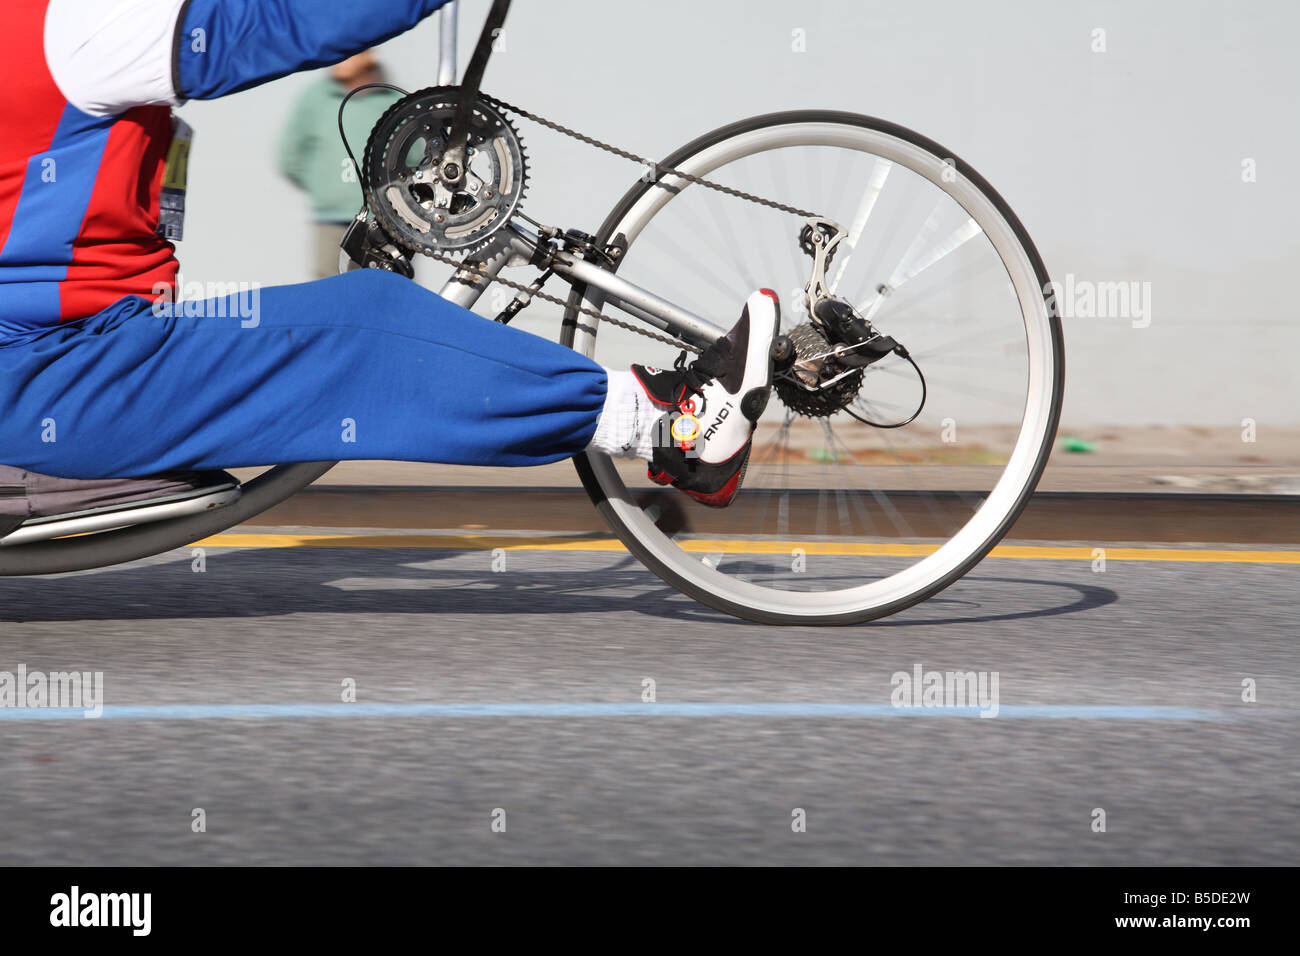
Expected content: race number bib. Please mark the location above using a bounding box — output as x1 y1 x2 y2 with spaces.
157 115 193 242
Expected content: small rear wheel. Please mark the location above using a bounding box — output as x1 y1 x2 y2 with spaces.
0 462 334 576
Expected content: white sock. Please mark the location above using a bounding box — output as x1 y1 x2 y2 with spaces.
587 369 659 461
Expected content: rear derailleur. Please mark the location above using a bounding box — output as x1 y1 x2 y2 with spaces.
771 217 921 424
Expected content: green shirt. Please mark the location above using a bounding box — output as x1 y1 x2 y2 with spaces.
277 77 402 224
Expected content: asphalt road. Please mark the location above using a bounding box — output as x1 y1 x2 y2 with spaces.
0 542 1296 865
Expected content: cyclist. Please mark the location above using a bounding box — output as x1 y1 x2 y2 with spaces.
0 0 777 533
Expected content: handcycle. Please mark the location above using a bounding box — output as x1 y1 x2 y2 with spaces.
0 0 1064 625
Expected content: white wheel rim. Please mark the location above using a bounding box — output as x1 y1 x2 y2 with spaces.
574 121 1056 619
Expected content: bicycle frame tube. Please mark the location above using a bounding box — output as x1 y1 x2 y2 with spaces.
548 249 727 345
436 234 519 309
435 223 727 346
437 1 458 86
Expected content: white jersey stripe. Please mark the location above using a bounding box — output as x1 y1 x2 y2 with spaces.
44 0 189 117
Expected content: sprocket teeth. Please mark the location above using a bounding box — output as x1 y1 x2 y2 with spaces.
363 90 527 256
773 322 865 418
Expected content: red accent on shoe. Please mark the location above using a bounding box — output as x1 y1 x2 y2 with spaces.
679 465 744 507
631 366 685 409
647 466 674 487
758 288 779 303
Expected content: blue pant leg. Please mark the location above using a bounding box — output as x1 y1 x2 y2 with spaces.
0 270 606 478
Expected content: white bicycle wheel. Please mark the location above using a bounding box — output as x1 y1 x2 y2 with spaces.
563 111 1064 624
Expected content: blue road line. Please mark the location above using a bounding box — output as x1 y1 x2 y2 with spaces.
0 702 1228 722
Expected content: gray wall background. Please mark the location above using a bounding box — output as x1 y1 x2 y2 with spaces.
174 0 1299 426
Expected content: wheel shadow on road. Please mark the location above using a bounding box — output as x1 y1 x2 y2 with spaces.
0 545 1118 627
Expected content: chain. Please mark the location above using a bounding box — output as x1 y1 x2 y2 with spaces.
478 94 822 220
402 94 826 354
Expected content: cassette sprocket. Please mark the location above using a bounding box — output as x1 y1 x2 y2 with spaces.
773 322 865 418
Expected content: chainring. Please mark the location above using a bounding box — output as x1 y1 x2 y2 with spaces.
363 88 527 256
774 322 865 418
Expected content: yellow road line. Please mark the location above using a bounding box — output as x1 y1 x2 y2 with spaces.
189 534 1300 564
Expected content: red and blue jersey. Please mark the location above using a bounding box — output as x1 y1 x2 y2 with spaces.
0 0 448 340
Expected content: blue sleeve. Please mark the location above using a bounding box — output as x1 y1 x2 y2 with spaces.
173 0 451 100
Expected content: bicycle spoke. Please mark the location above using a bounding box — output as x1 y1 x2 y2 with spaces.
830 157 891 294
858 207 983 319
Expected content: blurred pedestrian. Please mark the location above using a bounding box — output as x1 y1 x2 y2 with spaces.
278 51 402 279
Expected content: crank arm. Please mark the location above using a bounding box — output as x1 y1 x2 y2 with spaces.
439 0 512 187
